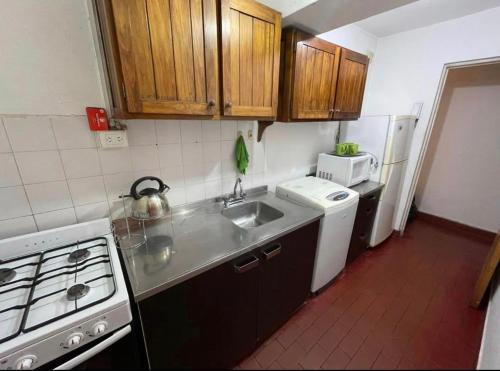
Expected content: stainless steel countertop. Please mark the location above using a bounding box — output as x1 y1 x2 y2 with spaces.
116 188 324 302
350 180 384 197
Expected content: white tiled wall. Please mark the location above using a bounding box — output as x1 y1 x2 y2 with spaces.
0 115 337 239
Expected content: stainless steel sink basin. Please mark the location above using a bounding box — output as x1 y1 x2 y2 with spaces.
222 201 284 229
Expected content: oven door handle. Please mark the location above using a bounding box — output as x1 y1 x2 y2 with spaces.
54 325 131 370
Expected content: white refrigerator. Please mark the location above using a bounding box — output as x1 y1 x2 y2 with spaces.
339 115 416 247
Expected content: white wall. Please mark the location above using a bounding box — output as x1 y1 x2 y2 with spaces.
0 0 338 238
361 6 500 229
415 64 500 232
0 0 106 115
318 24 378 57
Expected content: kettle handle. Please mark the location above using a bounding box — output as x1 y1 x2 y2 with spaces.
130 176 170 200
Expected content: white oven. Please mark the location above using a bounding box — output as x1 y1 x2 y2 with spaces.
0 219 140 370
316 152 372 187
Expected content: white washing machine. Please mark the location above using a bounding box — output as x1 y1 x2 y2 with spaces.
276 177 359 292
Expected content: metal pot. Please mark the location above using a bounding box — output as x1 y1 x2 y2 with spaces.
123 176 170 220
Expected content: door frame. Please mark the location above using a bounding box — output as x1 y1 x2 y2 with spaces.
398 56 500 234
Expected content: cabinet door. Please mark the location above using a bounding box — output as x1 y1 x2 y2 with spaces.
111 0 219 116
291 36 341 120
221 0 281 118
346 191 380 264
138 252 260 369
216 253 261 367
333 48 369 120
257 221 319 341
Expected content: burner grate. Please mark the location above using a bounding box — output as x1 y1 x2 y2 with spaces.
0 237 116 344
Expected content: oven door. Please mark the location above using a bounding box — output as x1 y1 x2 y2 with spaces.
53 325 131 370
40 324 142 370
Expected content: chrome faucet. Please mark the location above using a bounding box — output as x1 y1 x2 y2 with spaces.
221 178 246 207
233 177 245 198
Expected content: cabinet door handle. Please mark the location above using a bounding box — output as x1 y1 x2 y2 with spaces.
225 101 232 110
262 244 282 260
234 255 259 273
207 100 216 108
365 208 372 214
359 233 367 239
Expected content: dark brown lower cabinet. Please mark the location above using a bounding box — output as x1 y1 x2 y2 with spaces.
346 190 381 264
257 221 319 342
138 220 319 369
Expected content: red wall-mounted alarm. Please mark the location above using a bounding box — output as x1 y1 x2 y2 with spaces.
86 107 109 131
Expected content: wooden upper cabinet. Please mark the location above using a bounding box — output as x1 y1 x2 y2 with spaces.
333 48 369 120
291 32 340 120
221 0 281 118
109 0 219 116
278 27 369 122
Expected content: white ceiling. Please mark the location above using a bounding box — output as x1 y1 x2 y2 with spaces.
280 0 418 34
258 0 317 18
355 0 500 37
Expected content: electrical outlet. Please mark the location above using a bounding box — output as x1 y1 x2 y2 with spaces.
98 130 128 149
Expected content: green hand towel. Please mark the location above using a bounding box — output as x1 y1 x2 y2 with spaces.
235 135 249 175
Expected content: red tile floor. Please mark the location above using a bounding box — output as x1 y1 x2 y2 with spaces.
237 218 491 370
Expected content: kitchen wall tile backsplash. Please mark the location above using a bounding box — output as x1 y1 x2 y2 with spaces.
0 116 336 238
0 116 260 238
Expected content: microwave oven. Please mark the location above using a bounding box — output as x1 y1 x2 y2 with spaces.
316 153 372 187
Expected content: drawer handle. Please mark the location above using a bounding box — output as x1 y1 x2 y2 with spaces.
234 255 259 273
262 244 282 260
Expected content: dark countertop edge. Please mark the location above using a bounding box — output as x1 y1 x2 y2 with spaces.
132 213 324 302
350 181 385 197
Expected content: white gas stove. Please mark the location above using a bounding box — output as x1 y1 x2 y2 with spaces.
0 219 132 370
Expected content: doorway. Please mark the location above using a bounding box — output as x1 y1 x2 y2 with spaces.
400 60 500 233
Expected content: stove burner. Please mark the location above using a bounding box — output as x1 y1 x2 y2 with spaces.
0 268 16 284
68 249 90 263
67 283 90 301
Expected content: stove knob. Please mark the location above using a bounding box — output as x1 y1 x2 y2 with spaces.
64 332 84 348
91 321 108 336
15 356 36 370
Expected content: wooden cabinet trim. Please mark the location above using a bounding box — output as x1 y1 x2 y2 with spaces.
229 0 280 24
95 0 127 115
294 29 340 55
